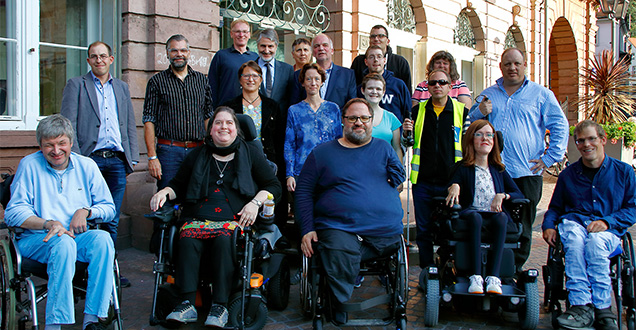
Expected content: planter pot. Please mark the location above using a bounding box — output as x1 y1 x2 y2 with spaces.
567 137 634 165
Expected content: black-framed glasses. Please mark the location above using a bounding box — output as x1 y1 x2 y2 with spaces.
241 74 262 80
474 132 495 139
574 136 599 145
428 80 449 86
343 115 373 123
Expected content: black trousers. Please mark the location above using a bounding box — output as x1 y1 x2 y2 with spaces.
176 236 234 305
462 210 507 276
316 229 400 303
513 175 543 268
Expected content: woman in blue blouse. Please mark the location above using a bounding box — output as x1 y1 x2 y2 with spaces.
360 73 403 162
445 120 523 295
284 63 341 192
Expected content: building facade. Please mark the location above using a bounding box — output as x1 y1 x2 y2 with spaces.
0 0 598 248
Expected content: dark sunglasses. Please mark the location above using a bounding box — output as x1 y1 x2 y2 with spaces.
428 80 449 86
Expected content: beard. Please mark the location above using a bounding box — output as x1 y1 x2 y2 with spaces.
345 126 372 145
170 57 188 69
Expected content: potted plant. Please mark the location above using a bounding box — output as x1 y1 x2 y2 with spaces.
572 50 636 163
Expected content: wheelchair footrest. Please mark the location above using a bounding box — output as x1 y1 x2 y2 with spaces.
339 318 393 327
336 294 391 312
449 283 526 297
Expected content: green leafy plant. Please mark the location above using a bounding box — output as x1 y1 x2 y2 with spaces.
603 121 636 148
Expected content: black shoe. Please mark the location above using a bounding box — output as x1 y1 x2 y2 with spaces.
557 304 594 330
120 276 131 288
332 310 347 325
84 322 108 330
595 307 618 330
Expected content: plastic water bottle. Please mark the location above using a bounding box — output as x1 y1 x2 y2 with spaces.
262 193 275 218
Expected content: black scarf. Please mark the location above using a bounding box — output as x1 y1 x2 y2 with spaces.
185 137 256 202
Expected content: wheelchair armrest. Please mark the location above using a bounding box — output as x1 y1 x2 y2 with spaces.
144 205 176 224
510 198 530 206
506 198 530 223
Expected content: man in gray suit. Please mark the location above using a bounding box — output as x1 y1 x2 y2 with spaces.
61 41 139 286
257 28 294 115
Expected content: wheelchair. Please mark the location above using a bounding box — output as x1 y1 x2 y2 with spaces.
542 229 636 329
146 206 291 330
299 235 409 330
420 196 540 329
0 174 123 330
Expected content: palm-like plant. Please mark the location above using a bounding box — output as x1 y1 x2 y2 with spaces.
578 50 635 124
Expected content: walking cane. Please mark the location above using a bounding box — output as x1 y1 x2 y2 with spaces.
404 115 415 250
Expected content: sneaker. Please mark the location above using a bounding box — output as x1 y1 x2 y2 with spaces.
485 276 502 294
166 300 198 323
354 275 365 288
84 322 107 330
468 275 484 294
290 268 302 285
557 304 595 330
205 304 229 327
595 307 618 330
120 276 131 288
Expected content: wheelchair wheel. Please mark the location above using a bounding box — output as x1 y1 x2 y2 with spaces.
622 232 636 330
518 280 540 330
422 275 439 326
152 285 181 329
266 256 290 311
228 296 268 330
300 256 313 318
397 317 407 330
0 233 15 330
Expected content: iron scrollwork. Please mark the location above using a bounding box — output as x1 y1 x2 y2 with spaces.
387 0 416 33
221 0 330 34
454 11 476 49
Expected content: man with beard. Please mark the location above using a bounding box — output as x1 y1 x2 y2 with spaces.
143 34 214 190
295 98 405 323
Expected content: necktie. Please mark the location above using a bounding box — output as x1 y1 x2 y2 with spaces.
266 62 273 97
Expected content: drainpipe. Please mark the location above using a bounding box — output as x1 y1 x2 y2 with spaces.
530 0 536 81
544 0 549 87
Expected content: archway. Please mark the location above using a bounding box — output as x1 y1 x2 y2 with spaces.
549 17 578 123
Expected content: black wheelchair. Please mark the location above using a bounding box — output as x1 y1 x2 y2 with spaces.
542 229 636 329
420 196 540 329
0 174 123 330
146 206 290 330
299 235 409 330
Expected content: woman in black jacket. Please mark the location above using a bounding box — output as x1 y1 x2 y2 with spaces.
445 119 523 295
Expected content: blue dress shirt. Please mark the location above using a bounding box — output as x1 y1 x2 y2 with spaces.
469 77 569 178
91 72 123 153
542 156 636 237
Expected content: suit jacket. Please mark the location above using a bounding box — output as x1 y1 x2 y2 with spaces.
61 72 139 173
259 59 294 116
288 64 357 110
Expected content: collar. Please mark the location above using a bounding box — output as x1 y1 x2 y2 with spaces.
167 65 193 78
495 76 529 92
258 57 274 66
42 151 76 174
230 44 252 54
90 71 112 85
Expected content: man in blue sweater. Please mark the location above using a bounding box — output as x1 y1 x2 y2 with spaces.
296 98 405 323
542 120 635 330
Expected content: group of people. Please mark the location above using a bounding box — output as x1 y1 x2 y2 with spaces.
2 20 635 330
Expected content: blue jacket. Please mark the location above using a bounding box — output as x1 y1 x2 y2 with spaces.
356 69 410 122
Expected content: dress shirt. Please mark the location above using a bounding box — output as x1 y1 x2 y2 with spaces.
320 63 333 99
208 46 259 108
284 100 341 177
91 72 123 152
258 58 275 93
5 152 116 235
469 77 568 178
542 156 636 237
142 66 214 141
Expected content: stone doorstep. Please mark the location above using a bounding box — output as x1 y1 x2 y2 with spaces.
116 213 132 250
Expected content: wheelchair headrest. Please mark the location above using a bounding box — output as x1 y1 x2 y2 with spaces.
236 114 258 142
0 174 14 209
496 131 504 153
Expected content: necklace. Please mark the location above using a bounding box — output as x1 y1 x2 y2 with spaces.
214 159 230 185
243 95 260 110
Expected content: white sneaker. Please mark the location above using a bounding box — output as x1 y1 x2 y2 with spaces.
485 276 503 294
468 275 484 294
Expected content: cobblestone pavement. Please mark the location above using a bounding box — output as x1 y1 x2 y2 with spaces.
35 175 635 329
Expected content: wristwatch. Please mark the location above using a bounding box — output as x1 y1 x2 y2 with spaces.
251 199 263 208
82 207 92 219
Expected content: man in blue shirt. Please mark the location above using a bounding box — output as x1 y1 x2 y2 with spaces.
5 114 116 330
60 42 138 287
209 19 258 108
470 47 568 269
542 120 636 330
296 98 404 323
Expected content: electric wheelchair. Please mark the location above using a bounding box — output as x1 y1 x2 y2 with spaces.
299 236 409 330
420 196 540 329
542 229 636 329
146 114 290 330
0 174 123 330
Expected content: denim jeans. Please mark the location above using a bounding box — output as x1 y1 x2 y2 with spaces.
156 143 196 190
413 182 446 268
17 230 114 325
559 219 620 308
90 154 127 244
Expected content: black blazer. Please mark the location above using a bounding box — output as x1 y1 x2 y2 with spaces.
222 94 283 166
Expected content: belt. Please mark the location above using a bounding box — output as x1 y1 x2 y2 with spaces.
157 138 203 148
91 149 123 158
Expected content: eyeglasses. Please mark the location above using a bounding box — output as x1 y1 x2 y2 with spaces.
366 55 384 61
370 33 387 39
241 74 262 80
89 54 110 61
232 30 250 35
168 48 189 54
575 136 599 145
343 115 373 123
474 132 495 139
428 80 449 86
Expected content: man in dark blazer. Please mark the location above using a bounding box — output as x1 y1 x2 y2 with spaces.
256 28 294 115
289 34 357 109
61 41 139 287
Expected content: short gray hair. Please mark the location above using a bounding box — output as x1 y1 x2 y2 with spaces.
36 114 75 146
257 28 279 45
166 34 190 51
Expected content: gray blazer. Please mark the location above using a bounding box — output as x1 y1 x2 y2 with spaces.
60 72 139 173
